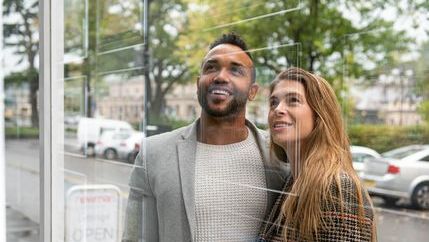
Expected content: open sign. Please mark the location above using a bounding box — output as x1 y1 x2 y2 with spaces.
66 185 121 242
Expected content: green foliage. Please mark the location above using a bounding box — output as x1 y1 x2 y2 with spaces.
4 69 38 87
3 0 39 127
178 0 412 120
180 0 410 81
348 124 429 153
6 127 39 139
415 41 429 99
417 101 429 124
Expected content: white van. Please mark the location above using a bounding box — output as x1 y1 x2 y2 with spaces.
77 117 134 156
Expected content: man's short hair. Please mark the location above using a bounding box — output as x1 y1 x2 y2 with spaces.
208 32 256 83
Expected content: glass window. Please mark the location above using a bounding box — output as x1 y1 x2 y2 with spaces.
3 0 40 241
3 0 429 242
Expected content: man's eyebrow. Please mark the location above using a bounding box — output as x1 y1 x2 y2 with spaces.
230 61 247 68
202 59 218 66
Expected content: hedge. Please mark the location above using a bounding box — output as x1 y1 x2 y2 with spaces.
6 127 39 139
348 124 429 153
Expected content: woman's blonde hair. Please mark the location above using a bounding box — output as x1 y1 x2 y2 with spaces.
269 67 375 241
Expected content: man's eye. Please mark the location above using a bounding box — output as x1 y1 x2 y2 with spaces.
203 64 216 72
231 66 245 76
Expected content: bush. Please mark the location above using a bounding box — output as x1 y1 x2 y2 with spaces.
6 127 39 139
348 124 429 153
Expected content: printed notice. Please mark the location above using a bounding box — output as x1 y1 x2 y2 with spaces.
66 185 121 242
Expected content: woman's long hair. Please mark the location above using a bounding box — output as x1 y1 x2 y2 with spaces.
270 67 375 241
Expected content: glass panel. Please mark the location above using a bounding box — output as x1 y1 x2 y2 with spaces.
65 0 88 61
50 0 429 241
3 0 40 241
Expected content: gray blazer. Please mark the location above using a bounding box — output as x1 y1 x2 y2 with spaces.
122 119 288 242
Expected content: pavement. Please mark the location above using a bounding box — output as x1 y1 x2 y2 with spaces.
6 206 39 242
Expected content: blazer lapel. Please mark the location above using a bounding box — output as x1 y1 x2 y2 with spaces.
177 121 198 241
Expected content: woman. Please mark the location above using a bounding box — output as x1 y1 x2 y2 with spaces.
258 67 376 241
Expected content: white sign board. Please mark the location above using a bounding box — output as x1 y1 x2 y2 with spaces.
66 185 121 242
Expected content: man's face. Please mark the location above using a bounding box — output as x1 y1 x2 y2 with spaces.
197 44 257 118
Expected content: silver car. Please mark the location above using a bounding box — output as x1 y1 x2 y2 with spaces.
351 145 381 176
361 144 429 209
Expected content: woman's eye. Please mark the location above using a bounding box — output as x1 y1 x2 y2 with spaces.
270 99 278 108
288 97 300 104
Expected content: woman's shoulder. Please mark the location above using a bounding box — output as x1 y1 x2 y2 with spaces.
326 171 373 215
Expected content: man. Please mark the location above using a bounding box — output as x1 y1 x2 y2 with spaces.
123 32 287 242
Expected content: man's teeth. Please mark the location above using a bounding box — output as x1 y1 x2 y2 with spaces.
211 90 229 95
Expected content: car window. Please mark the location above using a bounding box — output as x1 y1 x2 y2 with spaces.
382 147 427 159
352 153 373 163
419 155 429 162
100 127 115 135
113 133 131 140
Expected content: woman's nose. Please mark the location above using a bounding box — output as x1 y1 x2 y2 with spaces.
274 102 287 115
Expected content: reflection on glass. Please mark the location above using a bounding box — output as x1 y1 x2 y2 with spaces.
198 0 301 30
65 0 88 60
49 0 429 241
97 0 143 52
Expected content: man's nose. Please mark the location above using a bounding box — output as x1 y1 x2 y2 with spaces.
213 68 229 84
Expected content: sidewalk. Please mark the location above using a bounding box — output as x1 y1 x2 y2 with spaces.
6 206 39 242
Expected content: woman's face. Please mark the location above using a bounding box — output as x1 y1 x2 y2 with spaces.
268 80 315 149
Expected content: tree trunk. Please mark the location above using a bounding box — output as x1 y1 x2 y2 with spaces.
29 70 39 128
149 82 165 123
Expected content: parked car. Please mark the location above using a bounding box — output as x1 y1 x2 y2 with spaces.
350 145 381 175
121 132 144 163
95 130 144 162
360 144 429 209
95 130 132 160
77 117 134 156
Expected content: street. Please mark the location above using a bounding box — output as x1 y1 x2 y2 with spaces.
5 138 429 242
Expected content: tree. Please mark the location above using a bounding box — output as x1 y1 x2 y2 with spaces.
178 0 413 120
145 0 190 123
63 0 189 124
3 0 39 127
181 1 410 85
416 41 429 124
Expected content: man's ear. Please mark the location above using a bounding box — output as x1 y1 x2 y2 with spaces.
248 83 259 101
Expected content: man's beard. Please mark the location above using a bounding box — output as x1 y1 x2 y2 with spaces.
198 84 248 118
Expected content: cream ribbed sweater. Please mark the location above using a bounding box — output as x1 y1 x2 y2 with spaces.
195 130 267 241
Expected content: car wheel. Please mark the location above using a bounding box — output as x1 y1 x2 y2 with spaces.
86 144 95 157
104 148 117 160
382 196 399 207
411 183 429 210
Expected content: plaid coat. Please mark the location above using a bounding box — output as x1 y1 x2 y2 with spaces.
258 173 375 242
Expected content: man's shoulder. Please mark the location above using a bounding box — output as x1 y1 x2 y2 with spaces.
246 121 269 141
145 123 193 145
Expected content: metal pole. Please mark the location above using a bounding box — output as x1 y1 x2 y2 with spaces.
143 0 150 128
39 0 52 240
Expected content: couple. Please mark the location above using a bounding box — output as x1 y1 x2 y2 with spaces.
123 33 376 242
